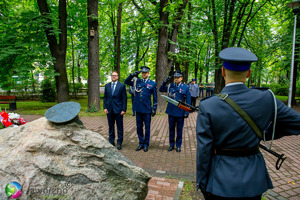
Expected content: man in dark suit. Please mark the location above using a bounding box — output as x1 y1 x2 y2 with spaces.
196 47 300 199
103 71 127 150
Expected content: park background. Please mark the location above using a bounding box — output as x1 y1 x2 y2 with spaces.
0 0 299 113
0 1 300 199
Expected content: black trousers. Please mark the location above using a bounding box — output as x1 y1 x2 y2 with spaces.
204 193 262 200
107 111 124 145
191 97 197 107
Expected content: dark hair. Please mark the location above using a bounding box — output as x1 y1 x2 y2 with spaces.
111 71 119 75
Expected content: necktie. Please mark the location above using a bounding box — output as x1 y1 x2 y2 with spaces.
112 82 115 95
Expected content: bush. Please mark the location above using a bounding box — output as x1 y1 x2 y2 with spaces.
69 82 84 94
40 79 56 102
262 83 289 96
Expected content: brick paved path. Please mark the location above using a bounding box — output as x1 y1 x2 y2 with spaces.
22 106 300 200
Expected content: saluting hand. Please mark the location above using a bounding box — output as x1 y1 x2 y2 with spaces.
132 71 141 77
164 75 173 83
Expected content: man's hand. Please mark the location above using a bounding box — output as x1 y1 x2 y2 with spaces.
121 111 126 115
132 71 141 77
151 109 156 117
184 114 189 118
104 109 109 115
164 75 173 83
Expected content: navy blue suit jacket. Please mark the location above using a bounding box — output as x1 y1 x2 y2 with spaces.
103 82 127 114
196 84 300 197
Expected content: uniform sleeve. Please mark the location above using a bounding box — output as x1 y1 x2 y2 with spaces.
152 82 157 110
122 84 127 112
185 86 191 115
264 98 300 140
103 84 108 110
196 102 214 193
124 74 134 86
159 81 168 92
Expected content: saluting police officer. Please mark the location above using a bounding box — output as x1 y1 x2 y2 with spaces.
159 70 191 152
124 66 157 152
196 47 300 200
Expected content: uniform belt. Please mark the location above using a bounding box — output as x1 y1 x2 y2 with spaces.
215 146 260 157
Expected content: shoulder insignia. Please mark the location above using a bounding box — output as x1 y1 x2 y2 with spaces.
253 87 269 91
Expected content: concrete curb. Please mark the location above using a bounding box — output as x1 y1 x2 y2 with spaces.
173 181 184 200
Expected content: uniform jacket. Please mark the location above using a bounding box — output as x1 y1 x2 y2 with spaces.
103 81 127 114
189 83 199 97
159 82 191 117
124 74 157 114
196 84 300 197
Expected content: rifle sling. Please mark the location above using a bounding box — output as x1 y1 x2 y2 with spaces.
215 93 263 140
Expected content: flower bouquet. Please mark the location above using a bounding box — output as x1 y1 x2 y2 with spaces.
0 111 27 128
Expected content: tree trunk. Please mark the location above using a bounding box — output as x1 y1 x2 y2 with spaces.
155 0 169 112
87 0 100 111
37 0 69 103
116 2 122 75
183 2 192 83
77 58 81 83
70 28 76 98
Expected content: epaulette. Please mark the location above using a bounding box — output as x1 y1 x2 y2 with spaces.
200 96 213 102
252 87 269 91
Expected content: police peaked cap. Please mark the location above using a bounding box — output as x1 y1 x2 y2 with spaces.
192 78 196 81
140 66 150 73
219 47 258 71
173 70 183 77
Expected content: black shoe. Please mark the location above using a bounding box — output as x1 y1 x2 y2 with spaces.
135 146 143 151
168 146 174 151
144 146 148 152
117 144 122 150
110 142 115 146
176 147 181 152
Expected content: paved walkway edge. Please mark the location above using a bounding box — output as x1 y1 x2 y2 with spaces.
173 181 184 200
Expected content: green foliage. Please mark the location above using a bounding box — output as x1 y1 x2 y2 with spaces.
86 103 98 113
1 0 299 101
69 82 84 94
40 79 56 102
262 83 289 96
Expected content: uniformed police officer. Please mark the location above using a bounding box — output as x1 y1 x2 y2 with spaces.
189 78 199 107
159 70 191 152
196 47 300 199
205 83 211 97
124 66 157 152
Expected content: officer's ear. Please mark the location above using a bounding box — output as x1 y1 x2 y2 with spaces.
222 67 226 78
246 69 252 78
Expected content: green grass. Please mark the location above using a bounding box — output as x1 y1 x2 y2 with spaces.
275 95 288 101
0 96 134 117
179 180 197 200
178 179 269 200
